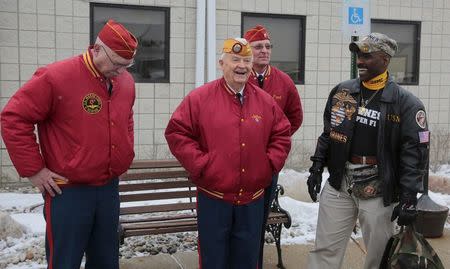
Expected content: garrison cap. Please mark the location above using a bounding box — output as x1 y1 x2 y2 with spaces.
98 19 138 59
244 25 270 43
222 38 252 57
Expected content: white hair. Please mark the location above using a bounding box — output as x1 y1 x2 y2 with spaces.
219 53 253 62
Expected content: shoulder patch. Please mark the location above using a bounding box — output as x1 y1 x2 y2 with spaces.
415 110 427 129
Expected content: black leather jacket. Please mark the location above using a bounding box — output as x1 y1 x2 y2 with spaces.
311 77 429 206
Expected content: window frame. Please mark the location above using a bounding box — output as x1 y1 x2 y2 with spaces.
90 3 170 83
371 19 421 85
241 12 306 85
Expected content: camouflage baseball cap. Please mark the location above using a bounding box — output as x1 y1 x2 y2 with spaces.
349 33 398 57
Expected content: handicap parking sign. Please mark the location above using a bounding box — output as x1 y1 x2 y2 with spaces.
342 0 370 37
348 7 363 25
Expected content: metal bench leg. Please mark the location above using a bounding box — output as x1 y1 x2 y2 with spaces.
267 222 285 269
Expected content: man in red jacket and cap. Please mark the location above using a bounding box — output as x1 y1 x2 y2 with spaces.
1 19 138 269
165 37 291 268
244 24 303 268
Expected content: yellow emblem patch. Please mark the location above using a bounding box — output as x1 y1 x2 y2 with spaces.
272 94 282 100
82 93 102 114
361 43 369 53
251 114 262 123
330 130 348 143
330 89 357 127
387 114 401 123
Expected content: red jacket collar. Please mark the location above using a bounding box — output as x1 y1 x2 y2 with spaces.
82 49 102 78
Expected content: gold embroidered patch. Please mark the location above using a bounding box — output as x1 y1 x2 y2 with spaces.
330 130 348 143
82 93 102 114
387 114 401 123
272 94 282 100
361 43 369 53
251 114 262 123
331 89 357 127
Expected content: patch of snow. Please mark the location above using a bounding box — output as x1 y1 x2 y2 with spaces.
0 194 43 212
10 214 45 234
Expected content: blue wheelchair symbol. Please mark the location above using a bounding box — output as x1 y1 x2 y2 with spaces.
348 7 363 25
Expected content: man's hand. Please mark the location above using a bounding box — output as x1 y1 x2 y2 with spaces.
29 168 68 197
307 162 324 202
391 195 418 226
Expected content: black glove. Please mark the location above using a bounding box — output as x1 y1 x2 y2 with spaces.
391 194 418 226
307 162 324 202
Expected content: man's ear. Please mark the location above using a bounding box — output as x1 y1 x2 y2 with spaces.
219 59 224 69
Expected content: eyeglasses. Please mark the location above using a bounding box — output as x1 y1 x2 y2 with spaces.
251 44 273 50
100 45 134 68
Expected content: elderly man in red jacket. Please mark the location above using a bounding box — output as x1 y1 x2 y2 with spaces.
244 24 303 268
1 20 137 269
165 37 291 269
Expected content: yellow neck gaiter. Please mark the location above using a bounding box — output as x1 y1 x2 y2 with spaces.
362 70 388 90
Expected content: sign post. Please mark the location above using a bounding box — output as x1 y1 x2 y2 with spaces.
342 0 370 79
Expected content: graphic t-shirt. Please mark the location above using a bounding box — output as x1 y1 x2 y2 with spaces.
350 86 383 157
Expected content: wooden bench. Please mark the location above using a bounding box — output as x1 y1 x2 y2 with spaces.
118 159 292 268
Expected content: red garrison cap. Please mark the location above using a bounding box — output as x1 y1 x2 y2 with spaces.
98 19 138 59
244 25 270 43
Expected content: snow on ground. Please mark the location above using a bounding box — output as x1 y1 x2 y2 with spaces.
433 164 450 177
1 169 449 268
0 194 43 213
9 214 45 234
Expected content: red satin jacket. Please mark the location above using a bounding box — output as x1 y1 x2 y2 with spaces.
1 51 135 185
249 65 303 135
165 78 291 205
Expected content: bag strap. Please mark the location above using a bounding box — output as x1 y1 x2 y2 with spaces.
379 236 395 268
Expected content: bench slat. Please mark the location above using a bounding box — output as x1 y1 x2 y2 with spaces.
268 212 288 218
267 217 289 225
124 225 198 237
129 159 181 169
120 202 196 215
120 213 196 224
120 212 283 225
122 219 197 230
120 170 188 181
120 190 197 203
119 180 195 192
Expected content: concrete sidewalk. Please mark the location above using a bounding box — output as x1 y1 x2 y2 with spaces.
120 228 450 269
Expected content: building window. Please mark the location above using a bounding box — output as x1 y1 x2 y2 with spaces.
371 20 420 85
242 13 306 84
90 3 170 83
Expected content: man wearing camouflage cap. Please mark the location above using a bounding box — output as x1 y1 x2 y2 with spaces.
306 33 429 269
165 38 291 268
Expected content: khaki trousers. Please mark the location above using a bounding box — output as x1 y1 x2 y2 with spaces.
307 176 394 269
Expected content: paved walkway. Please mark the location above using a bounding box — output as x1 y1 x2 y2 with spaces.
120 228 450 269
